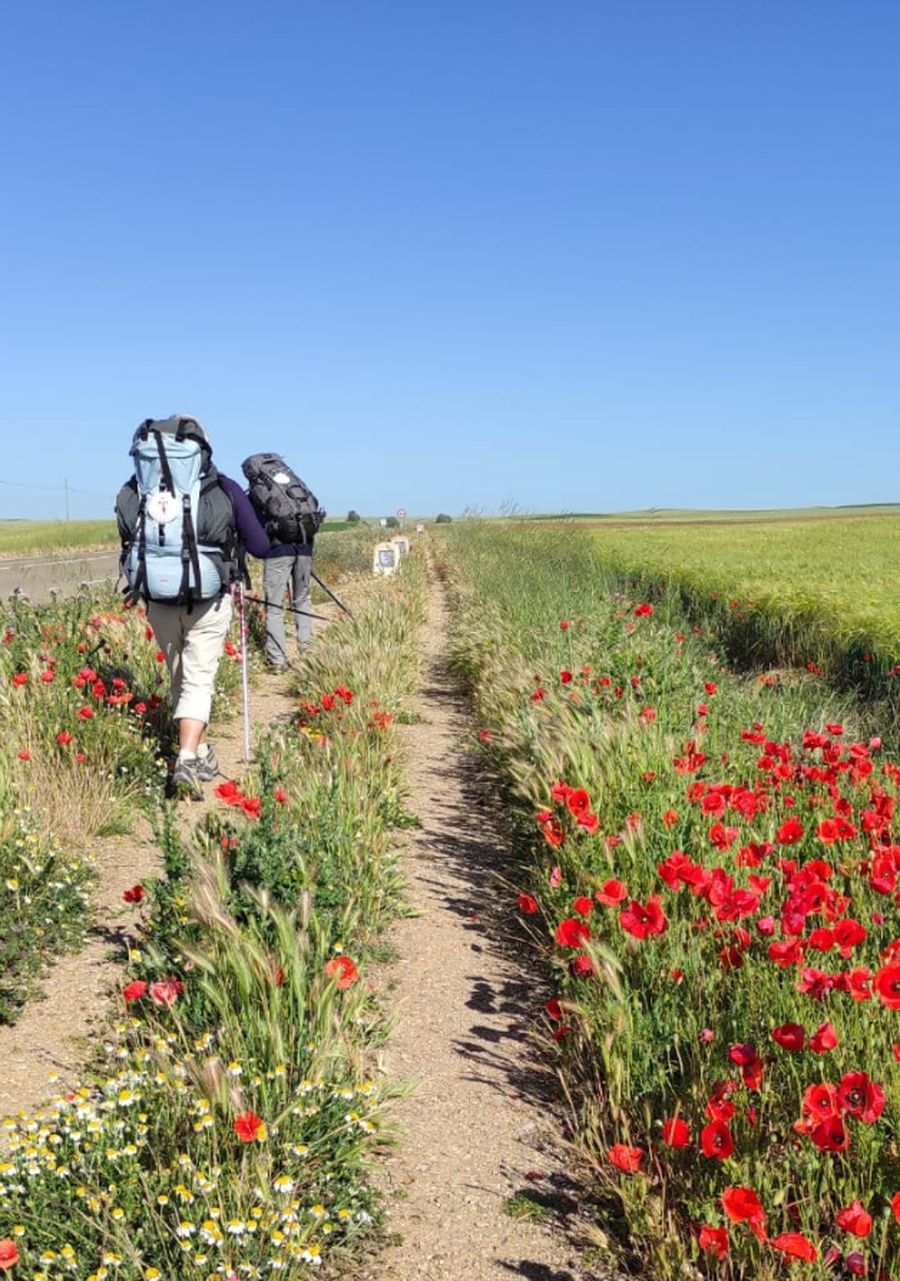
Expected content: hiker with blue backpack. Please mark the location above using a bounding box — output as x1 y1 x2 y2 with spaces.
241 453 326 671
116 416 271 798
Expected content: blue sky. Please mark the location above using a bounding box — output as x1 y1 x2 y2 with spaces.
1 1 897 519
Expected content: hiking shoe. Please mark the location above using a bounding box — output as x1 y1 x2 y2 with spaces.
172 755 204 801
196 744 219 781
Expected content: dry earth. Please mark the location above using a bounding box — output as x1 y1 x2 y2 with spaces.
368 580 607 1281
0 662 299 1124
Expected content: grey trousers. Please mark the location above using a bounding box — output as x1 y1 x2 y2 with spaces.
264 553 313 665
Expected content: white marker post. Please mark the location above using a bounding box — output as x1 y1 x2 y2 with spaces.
373 542 399 576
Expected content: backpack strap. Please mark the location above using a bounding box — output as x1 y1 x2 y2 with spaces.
124 498 151 607
153 428 177 494
179 491 203 612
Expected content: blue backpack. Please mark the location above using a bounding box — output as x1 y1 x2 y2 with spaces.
116 416 236 607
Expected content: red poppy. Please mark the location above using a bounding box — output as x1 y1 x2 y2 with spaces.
0 1239 19 1271
569 953 594 978
619 896 667 940
541 817 565 847
839 1071 884 1124
721 1186 766 1238
150 978 183 1007
566 788 591 817
56 731 73 745
741 1056 765 1091
772 1023 805 1052
634 603 653 616
727 1042 757 1067
325 955 359 988
545 998 563 1021
701 1120 734 1160
240 796 262 820
661 1117 690 1148
595 879 627 906
873 961 900 1009
122 980 148 1002
123 885 145 904
607 1143 643 1172
801 1081 839 1122
697 1225 728 1259
11 672 27 687
835 1200 872 1238
518 893 539 915
776 817 804 845
808 1114 851 1152
891 1191 900 1224
16 749 31 761
559 670 572 684
555 917 590 949
233 1110 266 1143
572 896 593 917
808 1021 838 1054
770 1232 817 1262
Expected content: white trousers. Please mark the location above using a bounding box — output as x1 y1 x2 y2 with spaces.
147 594 233 725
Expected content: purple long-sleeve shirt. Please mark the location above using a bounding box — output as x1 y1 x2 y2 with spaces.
220 475 272 558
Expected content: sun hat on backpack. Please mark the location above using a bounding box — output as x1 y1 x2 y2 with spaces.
116 415 236 607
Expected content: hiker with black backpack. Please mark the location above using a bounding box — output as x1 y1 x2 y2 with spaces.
241 454 326 671
116 416 271 798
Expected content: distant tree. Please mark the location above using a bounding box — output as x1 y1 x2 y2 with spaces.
347 509 361 523
435 513 452 524
385 515 400 529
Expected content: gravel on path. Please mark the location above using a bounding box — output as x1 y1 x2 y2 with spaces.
370 578 605 1281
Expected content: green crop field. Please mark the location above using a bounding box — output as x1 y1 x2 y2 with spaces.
0 520 119 555
565 512 900 703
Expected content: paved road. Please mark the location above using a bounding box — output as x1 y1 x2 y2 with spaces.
0 550 121 604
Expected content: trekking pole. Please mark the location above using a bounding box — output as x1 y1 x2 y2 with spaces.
236 582 252 763
311 570 353 617
242 593 331 623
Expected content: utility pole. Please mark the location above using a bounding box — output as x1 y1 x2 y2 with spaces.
64 478 70 523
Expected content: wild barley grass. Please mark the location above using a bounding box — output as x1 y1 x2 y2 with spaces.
1 550 426 1279
441 522 900 1279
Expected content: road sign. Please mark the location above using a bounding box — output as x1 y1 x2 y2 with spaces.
396 507 407 519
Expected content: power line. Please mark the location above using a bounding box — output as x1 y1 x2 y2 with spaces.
0 478 110 500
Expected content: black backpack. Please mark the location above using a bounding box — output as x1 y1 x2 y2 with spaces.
242 453 325 545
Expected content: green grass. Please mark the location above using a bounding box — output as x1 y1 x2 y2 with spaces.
0 519 119 554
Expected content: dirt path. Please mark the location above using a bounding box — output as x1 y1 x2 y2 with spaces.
370 579 601 1281
0 664 298 1124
